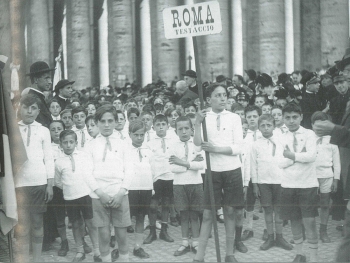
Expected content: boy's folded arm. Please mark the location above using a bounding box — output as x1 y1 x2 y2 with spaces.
189 160 205 171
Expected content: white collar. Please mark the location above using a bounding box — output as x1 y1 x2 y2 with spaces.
59 95 68 101
18 120 40 126
30 88 44 95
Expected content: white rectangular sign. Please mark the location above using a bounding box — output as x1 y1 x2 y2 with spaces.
163 1 222 39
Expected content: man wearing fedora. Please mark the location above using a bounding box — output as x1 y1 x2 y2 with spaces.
183 70 198 95
26 61 55 128
54 79 75 110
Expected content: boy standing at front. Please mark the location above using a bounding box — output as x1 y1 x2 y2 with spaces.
85 105 133 262
15 94 54 262
279 103 319 262
193 83 244 262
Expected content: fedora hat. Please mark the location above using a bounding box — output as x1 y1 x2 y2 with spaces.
26 61 55 76
182 70 197 79
54 79 75 93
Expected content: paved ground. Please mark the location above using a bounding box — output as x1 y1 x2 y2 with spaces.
12 207 344 262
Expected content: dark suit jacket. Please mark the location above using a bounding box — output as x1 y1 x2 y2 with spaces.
178 89 199 105
189 83 198 95
53 94 69 110
300 92 326 129
28 88 52 129
329 90 350 125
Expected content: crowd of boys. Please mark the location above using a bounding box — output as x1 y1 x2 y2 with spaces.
11 58 350 262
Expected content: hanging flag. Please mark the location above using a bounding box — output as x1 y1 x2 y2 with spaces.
53 45 63 95
0 55 28 235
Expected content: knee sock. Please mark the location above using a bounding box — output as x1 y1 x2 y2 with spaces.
275 221 283 234
101 253 111 262
182 238 189 247
118 252 129 262
93 247 100 257
294 237 304 255
246 211 253 230
192 237 198 248
76 245 84 254
194 237 208 260
135 233 144 249
308 242 318 262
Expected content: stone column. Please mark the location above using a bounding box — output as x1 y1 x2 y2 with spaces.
197 0 230 82
156 0 180 85
66 0 92 90
108 0 134 87
232 0 243 75
26 0 51 65
300 0 321 71
245 0 260 71
0 0 12 90
320 0 349 68
242 0 247 70
140 0 152 87
150 0 158 82
293 0 301 70
98 0 109 86
285 0 294 73
259 0 285 76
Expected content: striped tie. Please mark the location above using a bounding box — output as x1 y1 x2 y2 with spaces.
102 137 112 162
26 124 31 146
68 154 75 172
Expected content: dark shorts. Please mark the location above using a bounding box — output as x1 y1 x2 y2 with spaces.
258 184 282 208
173 184 204 212
65 195 93 223
280 187 319 220
246 180 256 211
129 190 152 217
51 186 66 225
153 179 173 202
16 185 47 214
203 168 245 210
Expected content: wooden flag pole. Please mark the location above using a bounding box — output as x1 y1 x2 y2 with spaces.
192 36 221 263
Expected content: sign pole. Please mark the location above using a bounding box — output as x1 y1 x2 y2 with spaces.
193 36 221 263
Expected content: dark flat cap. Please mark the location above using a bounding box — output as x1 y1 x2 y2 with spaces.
216 75 226 83
182 70 197 78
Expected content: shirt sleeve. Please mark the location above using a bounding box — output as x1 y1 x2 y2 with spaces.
121 142 134 191
294 132 317 163
54 161 63 189
332 145 341 180
230 115 244 155
42 128 55 180
243 145 251 186
250 143 258 184
82 153 98 192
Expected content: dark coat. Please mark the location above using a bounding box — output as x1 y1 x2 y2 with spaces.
329 90 350 125
300 92 326 129
28 88 52 129
53 94 70 110
178 89 199 105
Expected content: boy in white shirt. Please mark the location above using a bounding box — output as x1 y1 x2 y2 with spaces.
126 120 153 259
311 111 340 243
140 111 156 142
279 103 319 262
60 109 73 130
114 110 128 141
15 94 54 262
170 116 205 257
55 130 100 261
271 105 288 138
144 115 175 244
85 105 133 262
241 105 262 242
193 83 244 262
49 98 61 120
251 114 293 251
71 106 91 149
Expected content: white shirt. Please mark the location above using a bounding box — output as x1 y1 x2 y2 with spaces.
278 126 318 188
250 136 283 184
51 142 64 161
16 121 54 187
55 150 97 200
273 125 288 140
146 135 175 182
145 129 157 142
170 139 204 185
71 126 91 150
51 115 61 120
126 145 153 190
199 110 243 172
315 135 341 179
84 133 134 198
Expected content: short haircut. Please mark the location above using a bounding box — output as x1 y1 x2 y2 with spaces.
142 104 154 113
126 98 139 107
186 113 196 119
255 94 267 103
60 109 72 117
258 114 275 126
154 103 164 112
282 103 302 115
20 94 41 108
85 115 96 125
183 103 196 111
115 110 126 119
153 114 168 125
244 105 262 116
49 120 65 130
72 106 86 117
129 120 146 133
164 108 182 118
85 101 98 108
175 116 193 130
262 103 272 108
140 111 153 118
112 97 123 103
127 107 140 119
205 83 228 99
59 129 77 142
48 98 61 107
311 111 332 124
231 103 245 112
271 105 282 112
95 104 118 122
